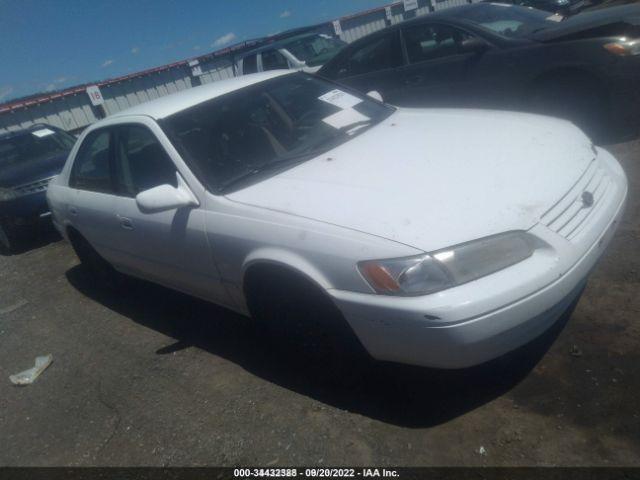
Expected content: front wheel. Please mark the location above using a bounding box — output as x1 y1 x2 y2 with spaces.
245 268 370 370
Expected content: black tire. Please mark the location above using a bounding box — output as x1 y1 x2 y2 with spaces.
68 229 119 287
245 267 370 367
0 219 19 255
529 74 608 139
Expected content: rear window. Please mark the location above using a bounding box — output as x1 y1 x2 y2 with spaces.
262 49 289 71
243 54 258 74
69 129 113 193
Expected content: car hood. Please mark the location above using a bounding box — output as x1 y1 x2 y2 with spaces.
0 152 68 188
532 4 640 42
226 109 594 252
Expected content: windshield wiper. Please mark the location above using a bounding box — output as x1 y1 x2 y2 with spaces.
300 120 374 155
218 121 375 194
217 155 310 194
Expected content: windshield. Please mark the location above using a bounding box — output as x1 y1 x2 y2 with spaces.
161 73 393 193
0 127 76 169
451 4 563 38
284 35 347 67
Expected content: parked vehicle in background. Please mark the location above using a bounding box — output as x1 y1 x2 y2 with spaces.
317 3 640 139
47 71 627 369
235 32 347 75
481 0 592 17
0 124 76 254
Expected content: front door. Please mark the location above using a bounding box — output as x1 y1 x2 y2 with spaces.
109 123 227 303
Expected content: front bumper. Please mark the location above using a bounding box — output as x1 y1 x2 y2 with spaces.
328 148 627 369
0 191 51 225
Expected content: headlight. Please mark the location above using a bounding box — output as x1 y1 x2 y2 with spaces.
358 231 534 296
0 187 17 202
555 0 569 5
604 38 640 56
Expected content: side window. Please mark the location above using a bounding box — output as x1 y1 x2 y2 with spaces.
403 24 472 63
70 129 113 193
338 31 402 78
262 49 289 71
243 54 258 74
113 125 177 197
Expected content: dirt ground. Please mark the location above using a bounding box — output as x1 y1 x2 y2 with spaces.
1 137 639 467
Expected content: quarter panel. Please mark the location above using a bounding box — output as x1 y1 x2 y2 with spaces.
202 193 422 313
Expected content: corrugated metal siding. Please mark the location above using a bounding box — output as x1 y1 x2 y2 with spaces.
0 0 472 135
433 0 470 11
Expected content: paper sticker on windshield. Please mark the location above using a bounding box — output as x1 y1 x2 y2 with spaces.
31 128 55 138
319 89 362 110
546 13 563 21
322 108 369 129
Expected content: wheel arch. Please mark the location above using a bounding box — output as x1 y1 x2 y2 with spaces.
527 66 609 101
241 248 334 302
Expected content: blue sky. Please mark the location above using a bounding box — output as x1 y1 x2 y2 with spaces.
0 0 390 102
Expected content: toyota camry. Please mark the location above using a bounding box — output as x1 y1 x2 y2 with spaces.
47 71 627 368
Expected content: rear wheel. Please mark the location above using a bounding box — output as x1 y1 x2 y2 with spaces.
529 73 609 140
0 219 19 255
245 267 370 370
67 229 119 287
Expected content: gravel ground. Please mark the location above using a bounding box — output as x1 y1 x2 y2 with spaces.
0 138 639 467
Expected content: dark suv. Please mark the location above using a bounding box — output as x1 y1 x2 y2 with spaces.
0 124 76 253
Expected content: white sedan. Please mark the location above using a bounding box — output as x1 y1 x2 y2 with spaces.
47 71 627 369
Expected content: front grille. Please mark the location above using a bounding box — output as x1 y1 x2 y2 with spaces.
13 176 55 197
540 159 611 241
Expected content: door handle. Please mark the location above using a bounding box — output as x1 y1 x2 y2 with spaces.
117 215 134 230
68 206 78 216
404 75 423 86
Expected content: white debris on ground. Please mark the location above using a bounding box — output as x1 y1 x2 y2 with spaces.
10 354 53 386
476 446 487 456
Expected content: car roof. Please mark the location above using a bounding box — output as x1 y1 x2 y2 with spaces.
110 70 291 121
402 3 489 24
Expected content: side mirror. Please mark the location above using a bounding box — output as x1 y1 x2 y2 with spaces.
366 90 384 102
135 173 199 213
461 37 490 54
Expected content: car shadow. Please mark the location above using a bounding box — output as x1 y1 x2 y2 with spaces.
65 264 572 428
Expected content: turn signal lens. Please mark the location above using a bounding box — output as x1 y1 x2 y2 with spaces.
359 262 401 293
604 39 640 56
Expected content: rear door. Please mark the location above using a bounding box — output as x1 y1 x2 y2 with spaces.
109 121 226 302
396 22 484 107
327 30 405 103
67 128 120 263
